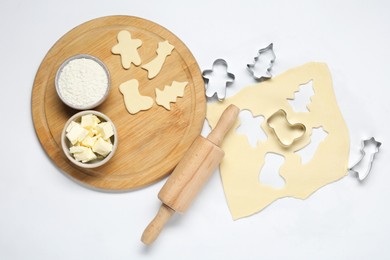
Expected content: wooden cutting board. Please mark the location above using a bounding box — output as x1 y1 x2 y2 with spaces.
32 16 206 191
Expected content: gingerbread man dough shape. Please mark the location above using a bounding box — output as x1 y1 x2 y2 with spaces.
142 40 174 79
119 79 153 114
112 30 142 69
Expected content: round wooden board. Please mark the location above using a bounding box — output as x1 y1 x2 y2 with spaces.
32 16 206 191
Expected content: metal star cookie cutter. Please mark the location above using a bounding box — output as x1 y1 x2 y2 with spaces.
247 43 276 81
349 137 382 182
202 59 235 101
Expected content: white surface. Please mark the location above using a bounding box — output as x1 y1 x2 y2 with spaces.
0 0 389 259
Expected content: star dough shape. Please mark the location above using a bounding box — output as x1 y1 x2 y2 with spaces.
142 40 174 79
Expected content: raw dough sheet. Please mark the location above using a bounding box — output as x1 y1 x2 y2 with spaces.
207 62 350 219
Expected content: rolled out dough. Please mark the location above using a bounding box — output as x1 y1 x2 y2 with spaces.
207 62 350 219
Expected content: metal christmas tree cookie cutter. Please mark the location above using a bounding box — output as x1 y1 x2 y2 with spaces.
247 43 276 81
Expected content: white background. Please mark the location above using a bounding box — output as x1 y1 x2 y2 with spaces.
0 0 389 259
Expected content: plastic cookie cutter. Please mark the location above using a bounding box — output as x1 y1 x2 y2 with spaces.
247 43 276 81
202 59 235 101
349 137 382 181
266 109 306 147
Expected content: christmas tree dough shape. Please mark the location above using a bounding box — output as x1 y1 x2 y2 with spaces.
207 62 350 220
111 30 142 69
119 79 153 114
155 81 188 110
142 40 174 79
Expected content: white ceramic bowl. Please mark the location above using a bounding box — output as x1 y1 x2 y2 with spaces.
61 110 118 168
55 54 111 110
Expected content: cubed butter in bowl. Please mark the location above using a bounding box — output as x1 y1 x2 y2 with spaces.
61 111 118 168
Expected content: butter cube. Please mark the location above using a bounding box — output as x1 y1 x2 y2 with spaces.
81 114 100 129
81 136 97 148
66 123 89 145
69 145 88 154
86 128 97 137
92 137 113 157
96 122 114 140
66 121 78 133
73 148 97 162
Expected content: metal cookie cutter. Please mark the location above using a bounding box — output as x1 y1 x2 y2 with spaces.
349 137 382 181
247 43 276 81
266 109 306 147
202 59 235 101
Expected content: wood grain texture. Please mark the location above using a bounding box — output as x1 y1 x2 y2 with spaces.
32 16 206 191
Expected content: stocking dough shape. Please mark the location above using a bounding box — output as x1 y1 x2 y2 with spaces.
119 79 153 114
142 40 174 79
207 62 350 219
111 30 142 69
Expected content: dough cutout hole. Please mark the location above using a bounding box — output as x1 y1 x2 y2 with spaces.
258 153 286 189
236 110 267 148
288 80 314 112
295 127 328 164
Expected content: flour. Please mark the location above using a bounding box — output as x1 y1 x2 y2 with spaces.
58 58 108 108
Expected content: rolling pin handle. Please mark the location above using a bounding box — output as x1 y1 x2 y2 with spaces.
141 204 175 245
207 104 240 147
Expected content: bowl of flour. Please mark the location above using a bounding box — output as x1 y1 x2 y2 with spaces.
55 54 110 110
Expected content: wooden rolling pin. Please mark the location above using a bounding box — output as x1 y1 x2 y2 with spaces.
141 104 240 245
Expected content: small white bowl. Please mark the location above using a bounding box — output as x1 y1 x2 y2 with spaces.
55 54 111 110
61 110 118 168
